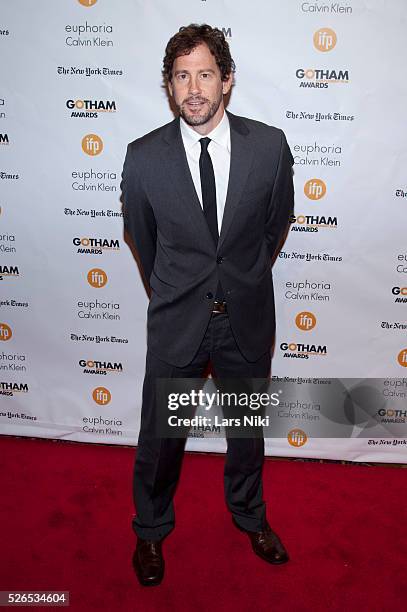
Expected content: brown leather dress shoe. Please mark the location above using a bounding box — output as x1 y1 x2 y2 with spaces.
132 538 165 586
232 517 289 565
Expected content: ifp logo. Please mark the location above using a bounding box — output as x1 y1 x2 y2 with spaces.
92 386 111 405
397 349 407 367
78 0 97 6
313 28 337 52
304 179 326 201
82 134 103 156
295 312 316 331
287 429 308 447
87 268 108 288
0 323 12 341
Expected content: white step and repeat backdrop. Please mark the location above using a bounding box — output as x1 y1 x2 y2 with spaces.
1 0 407 462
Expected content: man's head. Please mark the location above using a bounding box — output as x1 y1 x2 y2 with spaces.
163 24 235 134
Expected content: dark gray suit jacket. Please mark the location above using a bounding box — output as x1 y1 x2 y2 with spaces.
121 111 294 367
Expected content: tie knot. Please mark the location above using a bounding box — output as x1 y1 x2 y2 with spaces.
199 137 211 152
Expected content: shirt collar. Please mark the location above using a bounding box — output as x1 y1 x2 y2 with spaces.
180 110 230 153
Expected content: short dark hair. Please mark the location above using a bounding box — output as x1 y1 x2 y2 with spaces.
163 23 235 83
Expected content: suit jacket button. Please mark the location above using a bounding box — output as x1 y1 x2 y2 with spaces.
206 292 213 299
216 256 223 264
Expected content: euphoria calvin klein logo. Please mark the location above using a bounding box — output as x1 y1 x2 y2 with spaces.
87 268 108 288
92 386 111 405
301 3 353 14
295 312 316 331
78 0 97 5
0 323 12 341
287 429 308 447
313 28 337 52
304 179 326 200
81 134 103 156
398 349 407 367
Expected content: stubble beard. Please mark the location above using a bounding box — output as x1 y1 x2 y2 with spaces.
179 92 223 127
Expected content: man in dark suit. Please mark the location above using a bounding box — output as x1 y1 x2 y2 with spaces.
121 24 294 586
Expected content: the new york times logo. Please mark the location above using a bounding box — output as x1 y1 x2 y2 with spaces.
57 65 123 77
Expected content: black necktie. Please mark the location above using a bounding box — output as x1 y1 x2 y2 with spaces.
199 137 224 302
199 137 219 247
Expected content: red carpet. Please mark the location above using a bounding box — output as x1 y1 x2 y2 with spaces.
0 436 406 611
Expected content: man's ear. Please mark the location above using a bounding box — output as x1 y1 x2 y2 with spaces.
222 73 233 95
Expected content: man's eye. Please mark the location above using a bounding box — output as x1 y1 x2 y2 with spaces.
201 73 209 79
178 74 187 80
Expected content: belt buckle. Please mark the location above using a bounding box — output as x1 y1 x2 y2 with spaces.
212 301 227 314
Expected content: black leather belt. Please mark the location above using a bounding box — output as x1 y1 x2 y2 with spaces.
212 301 227 314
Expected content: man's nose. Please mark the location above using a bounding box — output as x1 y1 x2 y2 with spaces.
188 75 201 95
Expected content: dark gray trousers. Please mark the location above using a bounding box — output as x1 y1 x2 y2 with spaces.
132 312 271 541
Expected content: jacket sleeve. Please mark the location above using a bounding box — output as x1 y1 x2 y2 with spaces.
265 130 294 262
121 143 157 286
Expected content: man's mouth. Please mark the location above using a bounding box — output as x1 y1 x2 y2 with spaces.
185 99 207 110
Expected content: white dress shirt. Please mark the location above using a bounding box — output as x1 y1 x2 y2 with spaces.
180 111 231 234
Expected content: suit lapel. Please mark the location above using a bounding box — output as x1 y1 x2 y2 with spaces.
218 112 254 250
160 112 254 252
161 117 215 249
